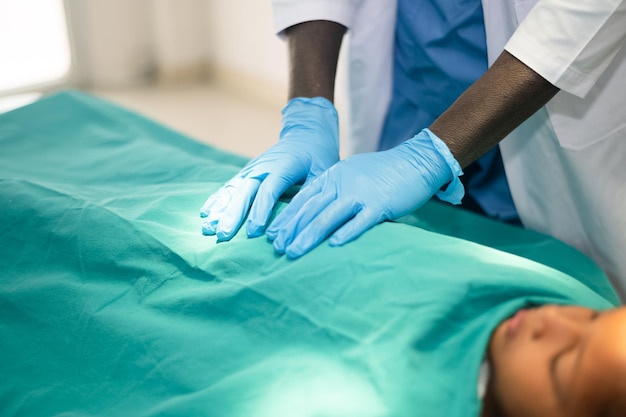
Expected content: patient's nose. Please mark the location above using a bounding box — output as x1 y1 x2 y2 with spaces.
532 305 587 340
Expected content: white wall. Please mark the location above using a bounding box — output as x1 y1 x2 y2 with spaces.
151 0 208 84
65 0 157 88
65 0 289 102
63 0 349 153
202 0 288 103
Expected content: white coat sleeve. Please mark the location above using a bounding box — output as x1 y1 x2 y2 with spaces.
505 0 626 98
272 0 362 36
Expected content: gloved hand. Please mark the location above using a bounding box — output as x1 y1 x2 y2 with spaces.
200 97 339 241
266 128 464 258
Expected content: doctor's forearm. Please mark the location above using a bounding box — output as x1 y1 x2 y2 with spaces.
285 20 346 102
429 50 559 168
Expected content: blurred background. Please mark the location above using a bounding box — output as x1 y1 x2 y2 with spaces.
0 0 349 157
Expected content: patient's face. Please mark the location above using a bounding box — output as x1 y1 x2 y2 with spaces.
484 305 626 417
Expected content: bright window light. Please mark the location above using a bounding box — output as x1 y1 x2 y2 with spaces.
0 0 72 93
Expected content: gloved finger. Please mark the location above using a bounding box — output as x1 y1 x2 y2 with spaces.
284 200 359 259
200 184 231 218
246 174 293 238
200 174 250 218
271 187 334 253
201 181 242 235
266 176 324 240
201 217 218 236
328 208 381 247
215 178 261 242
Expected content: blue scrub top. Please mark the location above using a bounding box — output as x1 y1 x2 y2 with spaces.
379 0 520 223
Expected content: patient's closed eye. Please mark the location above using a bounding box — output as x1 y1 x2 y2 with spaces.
550 310 601 404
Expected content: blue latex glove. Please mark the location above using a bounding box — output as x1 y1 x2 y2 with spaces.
266 128 464 258
200 97 339 241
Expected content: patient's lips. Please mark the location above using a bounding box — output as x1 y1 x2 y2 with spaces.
506 309 527 339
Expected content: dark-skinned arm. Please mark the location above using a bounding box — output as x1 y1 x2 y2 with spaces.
285 20 347 102
430 50 560 168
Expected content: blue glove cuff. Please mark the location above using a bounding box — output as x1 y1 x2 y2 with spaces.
281 97 339 150
283 96 335 111
422 128 465 205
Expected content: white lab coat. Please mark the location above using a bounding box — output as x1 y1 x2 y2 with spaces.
272 0 626 300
